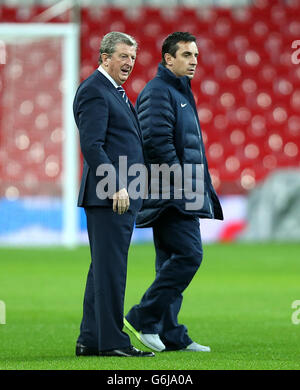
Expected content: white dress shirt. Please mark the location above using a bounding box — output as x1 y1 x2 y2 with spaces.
98 65 119 88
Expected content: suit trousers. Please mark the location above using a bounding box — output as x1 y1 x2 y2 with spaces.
126 207 203 350
77 206 136 352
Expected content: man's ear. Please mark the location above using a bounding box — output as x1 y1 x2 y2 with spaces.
164 53 173 67
101 53 110 67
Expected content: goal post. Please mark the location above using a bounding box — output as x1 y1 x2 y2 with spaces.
0 23 80 247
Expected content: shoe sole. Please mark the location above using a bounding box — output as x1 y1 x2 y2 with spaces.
181 346 211 352
124 318 164 352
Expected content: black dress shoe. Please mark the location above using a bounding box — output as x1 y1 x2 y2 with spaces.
99 345 155 357
76 343 99 356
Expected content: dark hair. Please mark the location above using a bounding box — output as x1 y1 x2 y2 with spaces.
161 32 196 66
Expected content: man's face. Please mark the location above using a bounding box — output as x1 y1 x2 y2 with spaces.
102 43 136 85
166 41 198 79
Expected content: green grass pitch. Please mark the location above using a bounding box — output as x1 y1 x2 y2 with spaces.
0 242 299 370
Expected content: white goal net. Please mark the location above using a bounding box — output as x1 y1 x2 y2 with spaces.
0 23 79 247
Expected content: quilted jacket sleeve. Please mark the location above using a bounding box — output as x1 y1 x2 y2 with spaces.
136 87 181 165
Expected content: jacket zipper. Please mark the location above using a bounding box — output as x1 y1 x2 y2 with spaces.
192 111 214 217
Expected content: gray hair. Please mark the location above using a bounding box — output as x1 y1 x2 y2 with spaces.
98 31 138 64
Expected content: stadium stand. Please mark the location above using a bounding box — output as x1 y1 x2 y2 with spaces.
0 0 299 200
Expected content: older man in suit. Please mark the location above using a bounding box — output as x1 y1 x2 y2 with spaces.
73 32 154 357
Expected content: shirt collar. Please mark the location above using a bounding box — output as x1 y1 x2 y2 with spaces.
98 65 119 88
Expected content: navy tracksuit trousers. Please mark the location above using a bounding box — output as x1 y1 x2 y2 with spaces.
126 208 203 350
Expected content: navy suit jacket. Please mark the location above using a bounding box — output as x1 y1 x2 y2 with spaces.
73 70 144 211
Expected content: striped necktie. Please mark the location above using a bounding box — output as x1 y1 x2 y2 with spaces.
116 86 130 107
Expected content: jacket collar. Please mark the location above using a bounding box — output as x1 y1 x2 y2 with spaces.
97 65 119 88
156 64 198 114
156 63 191 92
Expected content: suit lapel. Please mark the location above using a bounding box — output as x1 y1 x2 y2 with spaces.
95 70 142 141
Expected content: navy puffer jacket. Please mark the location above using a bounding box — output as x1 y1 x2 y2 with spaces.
135 64 223 227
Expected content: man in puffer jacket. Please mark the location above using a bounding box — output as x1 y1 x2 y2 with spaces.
124 32 223 352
